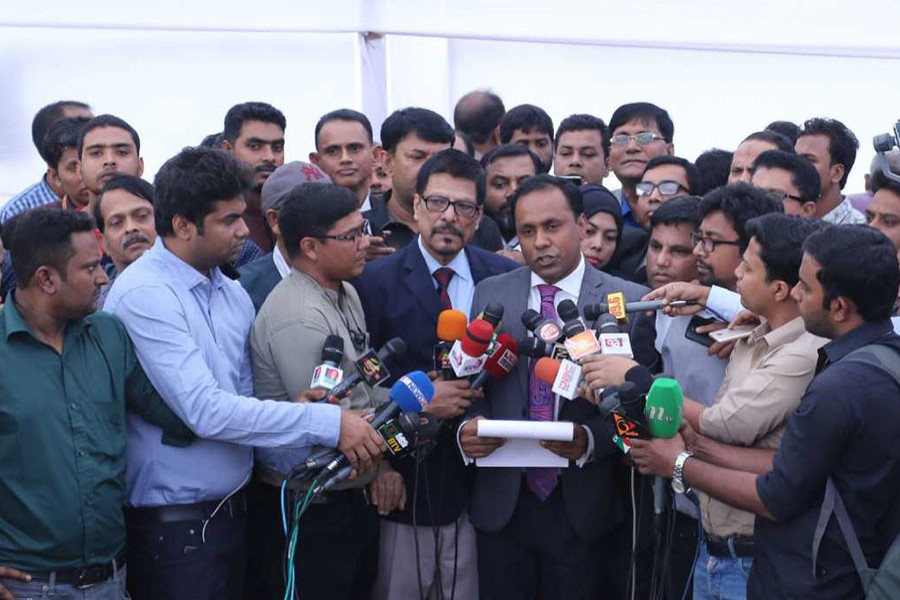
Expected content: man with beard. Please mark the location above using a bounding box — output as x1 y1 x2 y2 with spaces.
92 174 157 307
481 144 540 256
77 115 144 205
499 104 554 173
221 102 286 253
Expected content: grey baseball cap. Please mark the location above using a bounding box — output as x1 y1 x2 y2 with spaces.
261 161 331 212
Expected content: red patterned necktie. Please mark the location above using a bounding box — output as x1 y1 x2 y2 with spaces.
433 267 455 311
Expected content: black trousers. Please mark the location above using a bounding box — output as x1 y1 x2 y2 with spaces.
243 479 380 600
126 504 247 600
476 485 616 600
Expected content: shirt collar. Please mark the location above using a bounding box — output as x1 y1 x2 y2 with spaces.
3 291 88 342
822 320 896 364
529 255 586 298
153 237 225 291
272 246 291 279
416 236 472 282
749 315 810 349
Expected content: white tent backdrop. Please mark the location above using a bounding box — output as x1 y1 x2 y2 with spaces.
2 0 898 203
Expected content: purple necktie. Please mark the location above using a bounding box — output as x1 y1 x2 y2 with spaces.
526 284 560 501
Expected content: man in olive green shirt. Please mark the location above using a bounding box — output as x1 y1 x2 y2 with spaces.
0 208 189 599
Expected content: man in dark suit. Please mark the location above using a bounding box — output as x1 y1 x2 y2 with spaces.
459 175 656 600
238 160 330 312
355 149 518 600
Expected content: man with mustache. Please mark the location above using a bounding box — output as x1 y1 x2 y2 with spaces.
92 174 157 308
355 149 517 600
77 114 144 205
221 102 286 253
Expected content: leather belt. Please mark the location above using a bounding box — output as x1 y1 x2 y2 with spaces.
705 534 754 558
126 489 248 525
30 554 125 590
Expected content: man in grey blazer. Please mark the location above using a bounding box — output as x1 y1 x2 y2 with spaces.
458 175 657 600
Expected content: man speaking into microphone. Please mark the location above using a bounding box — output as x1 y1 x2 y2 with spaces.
458 175 656 599
355 149 517 600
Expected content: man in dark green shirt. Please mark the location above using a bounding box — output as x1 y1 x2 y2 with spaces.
0 208 189 599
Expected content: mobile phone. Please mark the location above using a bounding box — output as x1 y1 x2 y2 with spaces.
684 315 719 348
557 174 583 187
709 325 755 343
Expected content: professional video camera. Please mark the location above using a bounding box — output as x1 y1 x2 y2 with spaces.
873 120 900 183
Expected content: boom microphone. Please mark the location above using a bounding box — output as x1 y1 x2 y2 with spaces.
310 335 345 390
470 334 519 390
323 337 407 403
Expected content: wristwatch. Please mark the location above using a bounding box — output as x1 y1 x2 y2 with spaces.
671 450 694 494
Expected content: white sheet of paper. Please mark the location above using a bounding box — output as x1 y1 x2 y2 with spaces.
474 420 574 468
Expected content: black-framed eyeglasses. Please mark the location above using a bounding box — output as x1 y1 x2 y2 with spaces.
317 220 370 244
691 232 741 253
635 180 685 197
764 190 807 204
423 195 480 219
610 132 665 147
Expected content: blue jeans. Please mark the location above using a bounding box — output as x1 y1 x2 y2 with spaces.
0 565 128 600
693 538 752 600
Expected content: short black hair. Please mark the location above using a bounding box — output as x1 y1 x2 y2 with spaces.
871 165 900 198
751 150 821 203
803 225 898 322
415 149 486 205
200 132 224 148
32 100 90 154
314 109 374 149
41 117 89 169
555 114 610 158
746 213 828 287
480 144 542 175
453 91 506 145
694 148 733 195
153 147 252 237
499 104 554 144
454 130 475 156
743 130 794 154
643 155 702 195
765 120 801 145
10 207 95 287
509 174 583 225
699 182 783 252
608 102 674 143
92 174 155 233
380 108 455 154
650 195 702 230
77 114 141 157
279 183 359 260
797 117 859 189
223 102 286 144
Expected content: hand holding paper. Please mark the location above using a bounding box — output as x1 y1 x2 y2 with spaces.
474 420 575 467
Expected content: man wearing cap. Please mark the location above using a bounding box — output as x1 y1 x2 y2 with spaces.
238 161 330 313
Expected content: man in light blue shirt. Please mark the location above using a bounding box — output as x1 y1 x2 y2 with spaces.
105 146 385 600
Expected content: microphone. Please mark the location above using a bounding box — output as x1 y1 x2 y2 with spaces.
558 299 601 360
310 335 345 391
313 371 436 493
470 333 519 390
435 309 468 375
644 377 684 525
323 337 408 403
448 319 493 378
595 313 634 358
584 299 694 321
521 309 562 343
516 336 570 361
379 411 441 457
478 302 505 330
534 356 583 401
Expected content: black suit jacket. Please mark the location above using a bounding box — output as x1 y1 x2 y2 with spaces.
466 263 655 541
354 242 519 526
238 253 281 314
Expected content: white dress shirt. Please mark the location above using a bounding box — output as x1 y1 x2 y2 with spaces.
417 236 475 318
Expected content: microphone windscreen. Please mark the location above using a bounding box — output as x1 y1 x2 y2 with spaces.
437 310 468 343
483 334 519 379
381 337 408 358
521 308 541 330
556 299 580 323
645 377 683 438
389 370 436 413
482 302 505 328
583 303 608 322
533 357 561 385
460 319 494 356
595 313 620 333
322 334 344 363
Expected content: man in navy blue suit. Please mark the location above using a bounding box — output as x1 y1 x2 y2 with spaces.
355 149 518 600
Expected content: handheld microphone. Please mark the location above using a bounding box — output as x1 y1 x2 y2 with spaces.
313 371 436 493
558 299 601 360
378 411 441 457
448 319 493 378
534 356 583 400
323 337 407 403
310 335 345 390
470 333 519 390
595 313 634 358
644 377 684 523
517 336 570 361
583 299 693 322
478 302 505 330
435 310 468 375
521 309 562 343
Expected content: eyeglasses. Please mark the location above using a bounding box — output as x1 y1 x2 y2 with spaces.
610 132 665 147
423 195 480 219
635 180 685 197
691 232 741 253
764 190 807 204
317 220 370 244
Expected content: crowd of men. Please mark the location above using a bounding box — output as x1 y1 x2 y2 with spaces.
0 92 898 600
